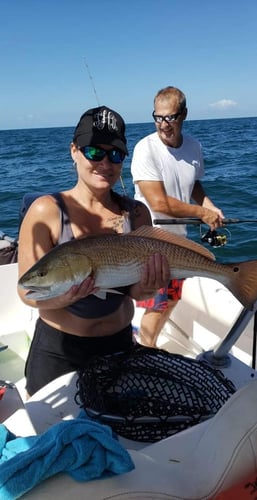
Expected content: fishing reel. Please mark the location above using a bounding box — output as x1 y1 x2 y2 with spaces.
200 228 230 248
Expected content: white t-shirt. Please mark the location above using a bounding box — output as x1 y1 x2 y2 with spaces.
131 132 204 236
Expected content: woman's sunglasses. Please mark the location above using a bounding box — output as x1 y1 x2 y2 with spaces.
81 146 125 164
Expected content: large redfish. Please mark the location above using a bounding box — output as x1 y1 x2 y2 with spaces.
18 226 257 309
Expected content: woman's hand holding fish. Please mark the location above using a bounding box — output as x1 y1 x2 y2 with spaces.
62 276 100 304
130 253 170 300
29 276 99 309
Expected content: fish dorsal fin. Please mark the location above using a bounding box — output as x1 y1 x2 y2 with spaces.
127 226 215 261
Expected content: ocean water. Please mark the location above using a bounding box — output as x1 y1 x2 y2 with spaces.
1 116 257 263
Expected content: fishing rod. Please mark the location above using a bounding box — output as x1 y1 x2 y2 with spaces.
83 55 128 197
153 218 257 249
153 218 257 226
83 56 101 106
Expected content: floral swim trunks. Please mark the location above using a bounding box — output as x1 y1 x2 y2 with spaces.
136 278 184 311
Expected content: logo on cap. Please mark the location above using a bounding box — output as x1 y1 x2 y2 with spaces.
93 109 118 132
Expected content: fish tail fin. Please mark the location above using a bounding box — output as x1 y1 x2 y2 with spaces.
228 260 257 309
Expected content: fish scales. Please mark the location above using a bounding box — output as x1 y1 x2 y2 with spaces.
18 226 257 309
63 235 213 289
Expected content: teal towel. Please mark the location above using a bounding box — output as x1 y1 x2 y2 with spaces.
0 414 134 499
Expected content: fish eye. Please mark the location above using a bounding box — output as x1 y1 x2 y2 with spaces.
37 270 47 277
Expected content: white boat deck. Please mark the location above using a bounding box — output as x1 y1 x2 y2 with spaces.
1 264 257 402
134 276 256 366
0 263 38 401
1 263 257 498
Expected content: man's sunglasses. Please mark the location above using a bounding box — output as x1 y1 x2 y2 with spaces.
81 146 125 164
152 110 184 124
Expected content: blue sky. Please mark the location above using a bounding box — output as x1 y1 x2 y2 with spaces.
1 0 257 130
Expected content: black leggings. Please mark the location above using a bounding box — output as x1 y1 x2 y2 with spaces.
25 318 134 396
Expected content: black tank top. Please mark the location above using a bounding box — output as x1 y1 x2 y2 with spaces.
51 191 138 319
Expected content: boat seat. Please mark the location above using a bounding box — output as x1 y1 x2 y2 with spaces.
8 374 257 499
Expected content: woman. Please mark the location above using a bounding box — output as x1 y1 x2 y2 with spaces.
18 105 170 396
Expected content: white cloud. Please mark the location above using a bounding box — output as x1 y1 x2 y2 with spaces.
209 99 237 109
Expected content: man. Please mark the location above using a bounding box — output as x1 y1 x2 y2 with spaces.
131 86 224 347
